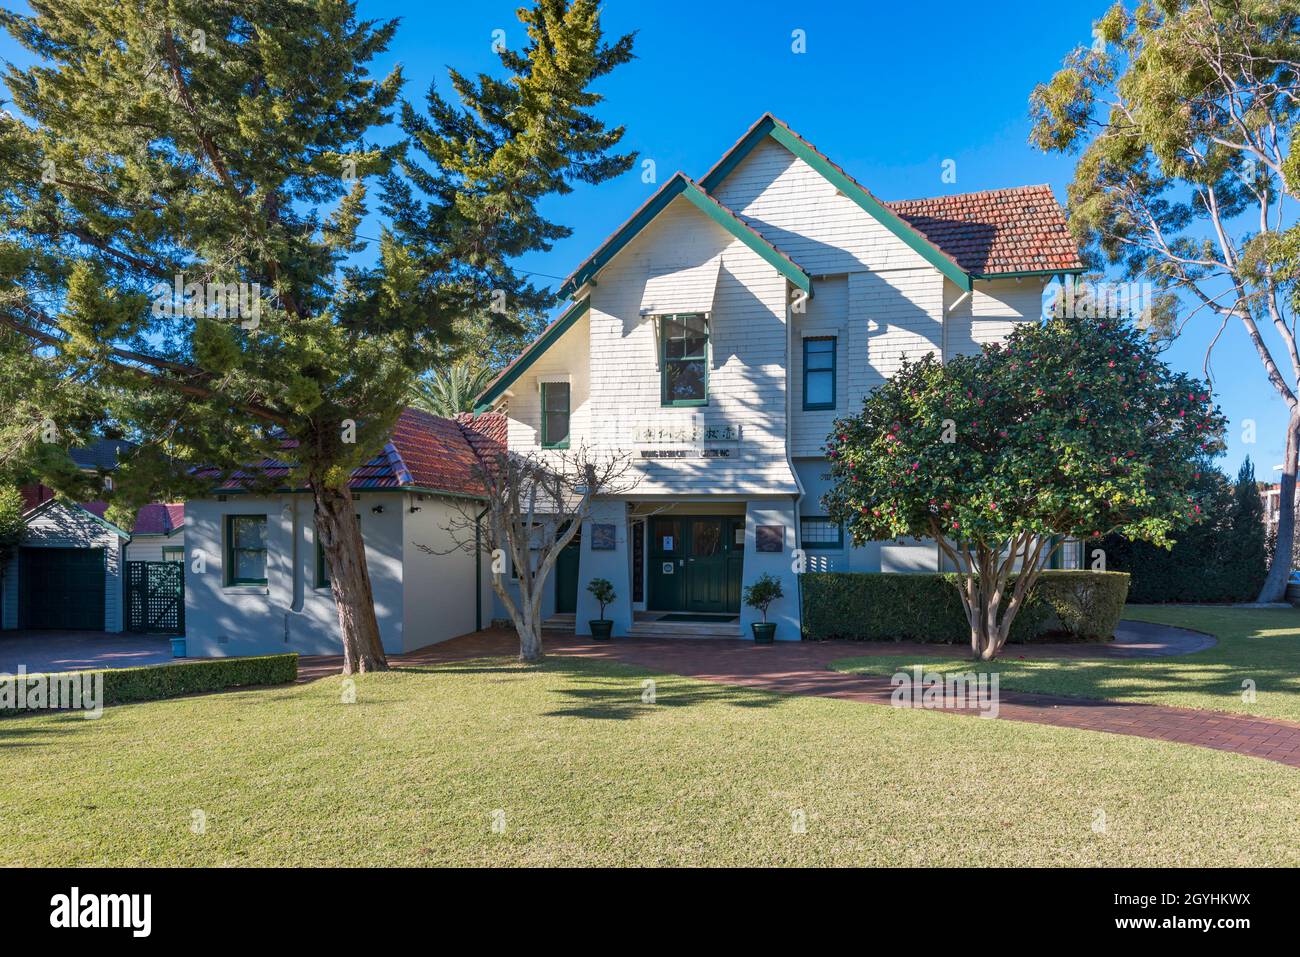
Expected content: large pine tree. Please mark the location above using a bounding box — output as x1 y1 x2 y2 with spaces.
0 0 634 672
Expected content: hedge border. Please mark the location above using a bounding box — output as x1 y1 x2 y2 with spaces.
801 570 1131 643
1 653 299 717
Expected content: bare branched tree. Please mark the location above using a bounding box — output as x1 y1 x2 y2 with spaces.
443 445 637 663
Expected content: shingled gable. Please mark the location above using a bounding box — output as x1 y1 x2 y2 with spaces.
473 113 1084 413
203 408 505 498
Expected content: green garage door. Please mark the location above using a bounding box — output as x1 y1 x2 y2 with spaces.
19 547 106 631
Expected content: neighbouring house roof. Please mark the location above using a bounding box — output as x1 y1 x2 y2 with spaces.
201 408 506 499
474 113 1085 413
132 502 185 536
885 185 1085 277
68 437 134 471
22 497 131 539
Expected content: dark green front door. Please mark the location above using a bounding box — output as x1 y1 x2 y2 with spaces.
649 517 743 613
555 524 580 614
19 547 106 630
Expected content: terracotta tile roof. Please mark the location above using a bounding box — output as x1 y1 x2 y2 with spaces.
202 408 506 498
132 502 184 535
885 185 1083 276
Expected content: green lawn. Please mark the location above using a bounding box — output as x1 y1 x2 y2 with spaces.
2 649 1297 867
830 604 1300 721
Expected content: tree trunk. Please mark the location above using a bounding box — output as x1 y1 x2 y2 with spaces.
518 613 544 664
313 482 389 674
1258 412 1300 603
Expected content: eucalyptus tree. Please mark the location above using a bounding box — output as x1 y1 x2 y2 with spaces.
1030 0 1300 599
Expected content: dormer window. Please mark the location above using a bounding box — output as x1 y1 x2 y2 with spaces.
661 314 709 406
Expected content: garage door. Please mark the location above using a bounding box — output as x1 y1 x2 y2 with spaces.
19 547 106 631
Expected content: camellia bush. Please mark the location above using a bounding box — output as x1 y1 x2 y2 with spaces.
822 315 1225 660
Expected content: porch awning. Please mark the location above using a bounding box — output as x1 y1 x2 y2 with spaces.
639 257 722 316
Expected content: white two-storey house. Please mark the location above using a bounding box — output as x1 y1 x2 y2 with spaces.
475 114 1083 640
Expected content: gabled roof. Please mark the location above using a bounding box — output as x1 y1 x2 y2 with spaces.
22 497 131 539
474 113 1085 412
202 408 506 499
482 173 813 413
699 113 976 291
556 172 811 301
886 185 1084 277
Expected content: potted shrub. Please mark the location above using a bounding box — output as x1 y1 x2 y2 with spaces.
743 573 783 643
587 577 616 640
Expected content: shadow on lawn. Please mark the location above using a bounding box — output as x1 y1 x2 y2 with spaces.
403 658 784 721
836 654 1300 708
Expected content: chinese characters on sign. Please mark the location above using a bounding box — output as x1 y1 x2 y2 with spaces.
631 424 742 444
634 423 741 459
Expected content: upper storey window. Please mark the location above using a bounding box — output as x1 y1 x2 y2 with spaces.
803 336 836 410
661 314 709 406
541 381 571 449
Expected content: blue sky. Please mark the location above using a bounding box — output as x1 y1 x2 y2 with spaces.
0 0 1283 477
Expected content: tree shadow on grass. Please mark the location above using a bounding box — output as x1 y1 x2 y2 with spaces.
399 657 786 721
832 654 1300 712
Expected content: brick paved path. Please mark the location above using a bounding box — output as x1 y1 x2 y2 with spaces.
300 625 1300 769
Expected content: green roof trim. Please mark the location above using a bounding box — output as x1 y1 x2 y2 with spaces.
474 298 590 413
556 173 810 301
700 114 975 292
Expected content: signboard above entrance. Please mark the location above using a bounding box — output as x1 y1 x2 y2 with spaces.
632 424 742 445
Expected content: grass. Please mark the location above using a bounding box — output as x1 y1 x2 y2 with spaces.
829 604 1300 721
1 650 1297 867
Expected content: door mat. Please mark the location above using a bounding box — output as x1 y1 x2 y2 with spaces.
657 614 739 623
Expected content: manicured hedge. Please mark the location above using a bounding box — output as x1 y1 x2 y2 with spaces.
2 653 299 716
801 571 1130 643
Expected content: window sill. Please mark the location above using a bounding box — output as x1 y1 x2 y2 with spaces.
803 404 836 412
661 400 709 408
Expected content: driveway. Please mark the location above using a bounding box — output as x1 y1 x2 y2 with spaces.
0 631 174 674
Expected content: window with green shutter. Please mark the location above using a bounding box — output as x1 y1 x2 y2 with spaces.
803 336 836 410
225 515 268 585
541 381 570 448
661 314 709 406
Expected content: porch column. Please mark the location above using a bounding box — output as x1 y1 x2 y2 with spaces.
574 499 632 636
741 500 801 640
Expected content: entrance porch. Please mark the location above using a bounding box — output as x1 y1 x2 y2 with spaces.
552 498 801 640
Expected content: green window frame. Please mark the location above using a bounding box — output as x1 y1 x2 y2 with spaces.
161 546 184 563
803 336 836 410
660 314 709 406
540 381 571 449
225 514 268 585
800 516 844 550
